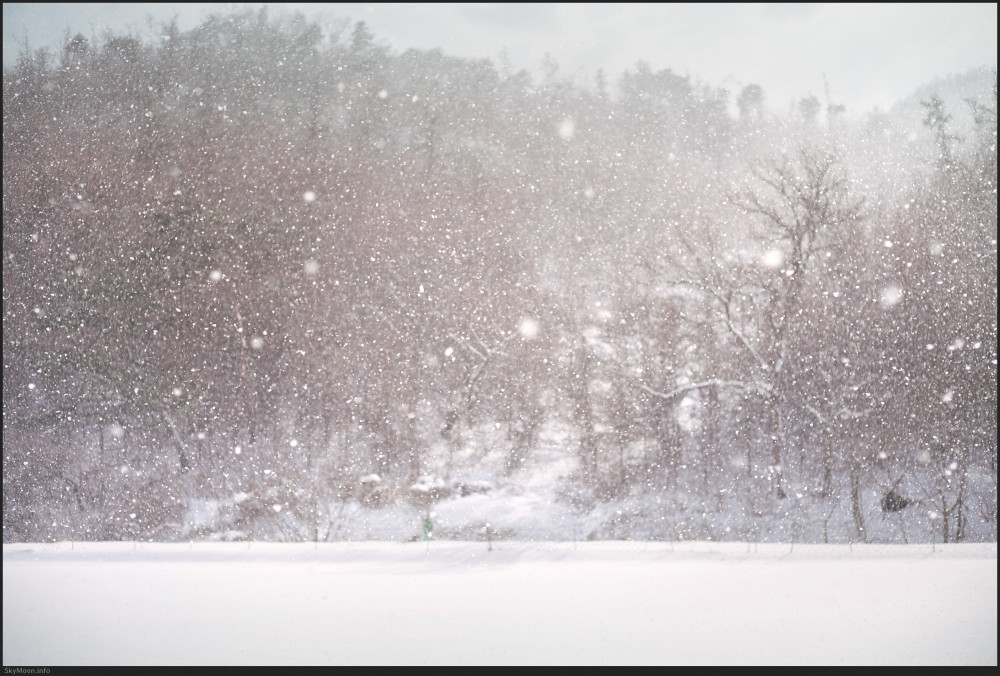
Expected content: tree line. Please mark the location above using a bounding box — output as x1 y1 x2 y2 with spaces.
3 8 996 542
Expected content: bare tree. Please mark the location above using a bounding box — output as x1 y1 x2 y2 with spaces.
685 146 867 500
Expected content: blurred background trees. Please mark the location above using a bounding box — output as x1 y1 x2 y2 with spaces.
3 8 995 543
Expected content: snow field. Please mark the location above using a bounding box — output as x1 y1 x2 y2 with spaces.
3 541 996 665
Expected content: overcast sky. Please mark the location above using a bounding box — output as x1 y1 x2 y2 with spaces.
4 3 996 115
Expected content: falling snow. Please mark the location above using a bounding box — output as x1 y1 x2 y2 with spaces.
1 6 995 554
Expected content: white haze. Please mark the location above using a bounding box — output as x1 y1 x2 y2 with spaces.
3 3 996 115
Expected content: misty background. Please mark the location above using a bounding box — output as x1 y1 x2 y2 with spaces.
2 4 996 544
4 3 997 114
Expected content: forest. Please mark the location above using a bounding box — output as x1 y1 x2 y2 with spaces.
2 8 996 543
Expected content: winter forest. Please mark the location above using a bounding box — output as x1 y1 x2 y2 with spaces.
2 8 997 545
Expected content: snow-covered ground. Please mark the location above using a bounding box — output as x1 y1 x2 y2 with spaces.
4 541 995 665
168 417 997 545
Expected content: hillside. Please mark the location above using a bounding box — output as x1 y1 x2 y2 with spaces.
3 9 996 545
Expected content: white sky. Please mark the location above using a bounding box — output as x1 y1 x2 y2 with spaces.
4 541 997 665
3 3 996 115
